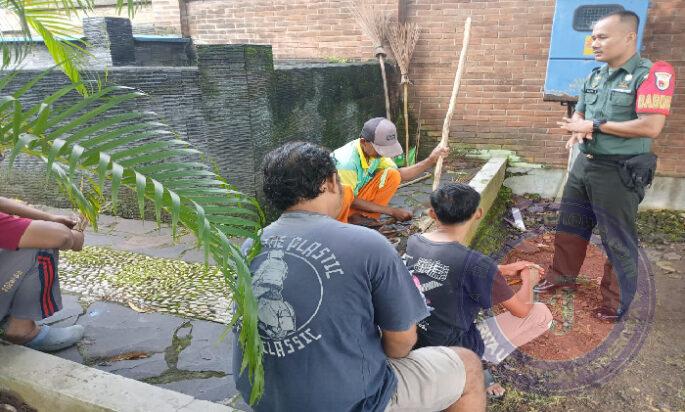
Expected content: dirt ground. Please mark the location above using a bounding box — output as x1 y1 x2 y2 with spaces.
0 389 37 412
483 196 685 412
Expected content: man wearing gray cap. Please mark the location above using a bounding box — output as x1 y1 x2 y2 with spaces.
333 117 449 225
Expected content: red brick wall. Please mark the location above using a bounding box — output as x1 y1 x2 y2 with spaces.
405 0 684 176
158 0 685 175
185 0 395 60
642 0 684 175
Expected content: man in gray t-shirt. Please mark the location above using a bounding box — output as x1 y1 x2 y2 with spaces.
233 142 485 412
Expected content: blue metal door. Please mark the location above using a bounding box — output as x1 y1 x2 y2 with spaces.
543 0 650 102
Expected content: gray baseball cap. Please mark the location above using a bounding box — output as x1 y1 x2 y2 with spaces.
360 117 403 158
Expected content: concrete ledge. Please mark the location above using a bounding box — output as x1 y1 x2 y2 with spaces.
641 176 685 210
465 156 508 245
0 341 233 412
504 167 685 211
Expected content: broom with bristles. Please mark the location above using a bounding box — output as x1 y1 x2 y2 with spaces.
387 19 420 157
351 0 392 120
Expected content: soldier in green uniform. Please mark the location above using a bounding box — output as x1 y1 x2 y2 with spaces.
534 11 676 322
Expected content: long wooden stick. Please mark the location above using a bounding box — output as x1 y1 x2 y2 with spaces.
379 54 391 121
403 82 409 157
432 17 472 191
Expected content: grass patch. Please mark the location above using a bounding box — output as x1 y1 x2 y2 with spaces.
636 209 685 243
488 388 565 412
471 186 513 257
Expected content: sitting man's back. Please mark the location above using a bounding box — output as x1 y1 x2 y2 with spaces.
233 142 485 412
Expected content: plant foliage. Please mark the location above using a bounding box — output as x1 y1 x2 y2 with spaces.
1 0 265 403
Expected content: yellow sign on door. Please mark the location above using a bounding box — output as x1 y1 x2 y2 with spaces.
583 35 593 55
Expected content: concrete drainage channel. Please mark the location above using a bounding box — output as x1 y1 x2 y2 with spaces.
0 156 511 412
0 341 233 412
415 155 509 246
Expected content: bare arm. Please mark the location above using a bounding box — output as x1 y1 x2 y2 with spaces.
500 266 541 318
397 145 450 182
350 198 410 221
598 113 666 139
559 113 666 144
0 197 77 228
18 221 84 251
1 197 84 251
381 325 417 359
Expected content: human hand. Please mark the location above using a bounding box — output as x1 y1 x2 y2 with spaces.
499 261 545 277
565 132 593 149
558 117 593 134
521 266 542 286
390 208 413 221
70 230 85 251
51 214 78 229
428 145 450 163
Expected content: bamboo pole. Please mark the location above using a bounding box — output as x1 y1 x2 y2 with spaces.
415 101 422 154
379 53 391 120
403 82 409 156
350 1 392 120
432 17 472 191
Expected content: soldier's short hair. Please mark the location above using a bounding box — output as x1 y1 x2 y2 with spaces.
602 10 640 33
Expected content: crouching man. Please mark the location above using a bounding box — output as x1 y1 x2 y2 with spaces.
233 142 485 412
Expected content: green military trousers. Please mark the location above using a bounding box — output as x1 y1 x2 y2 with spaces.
550 154 641 315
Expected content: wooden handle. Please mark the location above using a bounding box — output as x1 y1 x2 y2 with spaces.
403 82 409 157
432 17 472 191
379 55 391 121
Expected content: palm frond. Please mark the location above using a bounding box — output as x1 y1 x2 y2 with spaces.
1 0 143 90
0 70 265 402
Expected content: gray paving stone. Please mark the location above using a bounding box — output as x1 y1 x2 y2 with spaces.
141 243 194 260
111 218 159 235
181 249 216 265
83 231 128 248
96 352 169 380
52 344 84 364
38 293 83 327
121 234 175 250
76 301 184 360
159 376 238 404
177 320 232 374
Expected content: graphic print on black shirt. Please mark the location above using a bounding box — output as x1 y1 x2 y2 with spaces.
404 234 514 356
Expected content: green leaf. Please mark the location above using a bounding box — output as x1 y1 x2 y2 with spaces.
46 138 68 176
67 143 85 181
110 162 124 213
135 171 147 219
168 189 181 238
97 152 111 187
152 179 164 225
8 132 37 170
30 103 52 135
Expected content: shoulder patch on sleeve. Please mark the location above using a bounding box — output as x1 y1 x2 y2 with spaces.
636 61 675 116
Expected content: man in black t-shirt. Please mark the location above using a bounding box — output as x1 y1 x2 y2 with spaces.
404 183 553 397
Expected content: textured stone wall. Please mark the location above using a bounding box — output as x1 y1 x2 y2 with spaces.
0 45 386 214
134 39 195 66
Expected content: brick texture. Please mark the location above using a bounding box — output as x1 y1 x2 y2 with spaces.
177 0 685 176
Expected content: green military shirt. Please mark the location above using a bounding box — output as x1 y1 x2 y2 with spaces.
576 53 652 155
